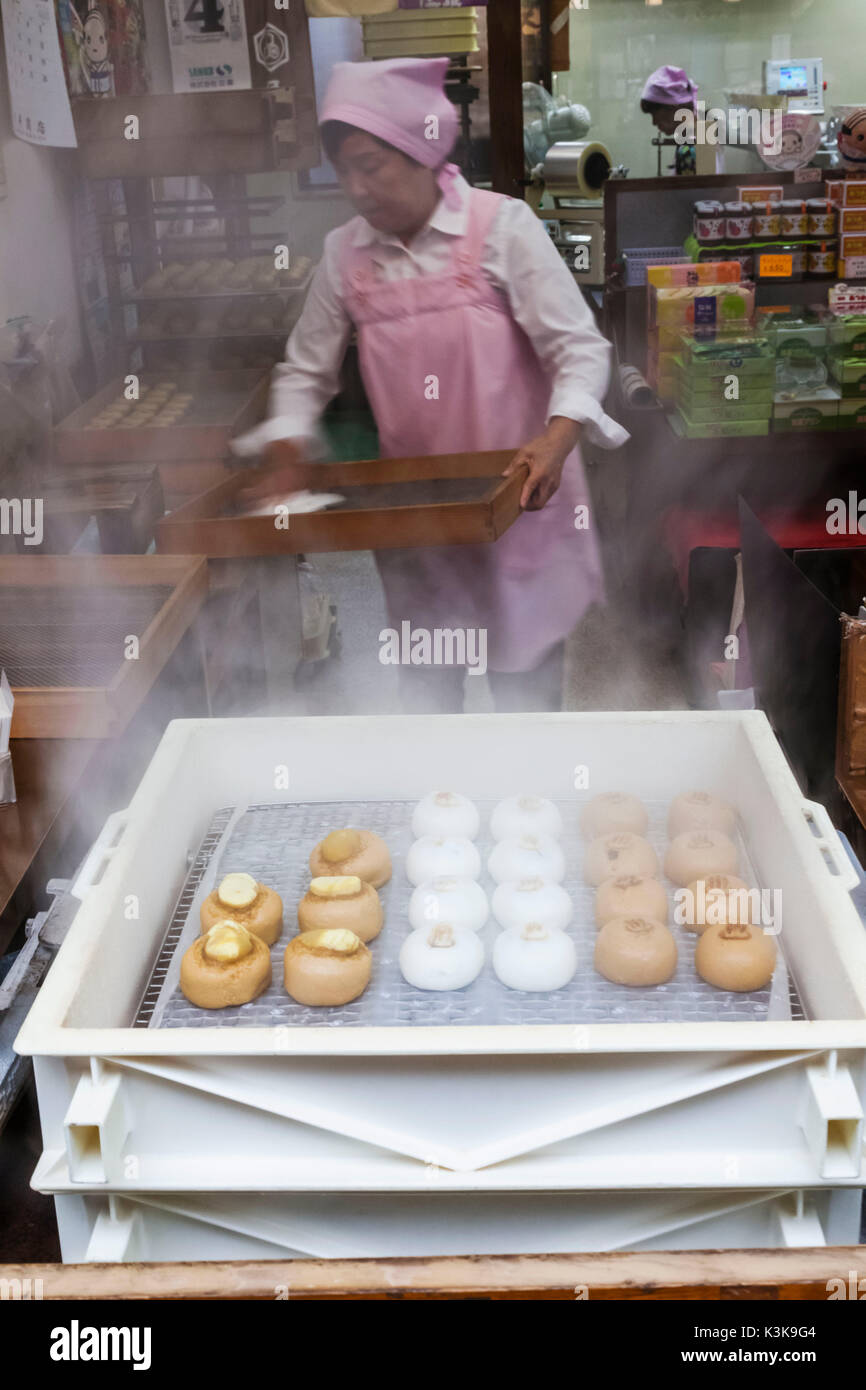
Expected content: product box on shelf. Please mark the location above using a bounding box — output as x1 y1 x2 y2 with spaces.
673 396 773 426
837 397 866 428
839 208 866 234
829 282 866 315
835 180 866 208
829 355 866 394
648 282 755 333
828 314 866 354
671 330 774 436
673 365 773 408
828 286 851 313
677 330 774 380
840 233 866 262
738 185 784 205
646 341 678 403
756 308 829 357
772 386 841 432
671 412 770 438
646 261 742 288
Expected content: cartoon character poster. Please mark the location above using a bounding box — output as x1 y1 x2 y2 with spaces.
57 0 150 99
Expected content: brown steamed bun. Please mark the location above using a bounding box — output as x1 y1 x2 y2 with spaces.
680 874 753 932
200 872 283 945
695 920 777 992
664 829 738 887
283 928 372 1006
668 791 736 838
595 873 668 927
180 922 272 1009
594 915 678 987
580 792 648 840
309 828 391 888
584 832 659 888
297 875 383 943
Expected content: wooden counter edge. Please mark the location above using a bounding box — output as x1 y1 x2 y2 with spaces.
2 1248 863 1300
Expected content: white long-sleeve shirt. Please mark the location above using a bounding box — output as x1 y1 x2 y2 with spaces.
233 173 628 456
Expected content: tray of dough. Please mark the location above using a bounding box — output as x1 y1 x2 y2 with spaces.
140 798 800 1031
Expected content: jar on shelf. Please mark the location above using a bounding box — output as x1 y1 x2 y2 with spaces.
807 241 838 277
779 200 809 238
752 203 781 239
724 201 754 240
806 199 838 237
694 200 726 242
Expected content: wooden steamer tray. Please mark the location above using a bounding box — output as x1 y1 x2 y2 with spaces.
124 264 315 304
156 450 525 556
53 371 270 467
0 556 208 739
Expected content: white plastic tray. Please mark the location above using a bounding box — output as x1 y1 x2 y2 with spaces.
15 712 866 1190
55 1186 861 1263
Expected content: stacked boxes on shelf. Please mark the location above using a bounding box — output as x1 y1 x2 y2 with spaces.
671 330 774 438
756 307 840 433
362 7 479 57
825 179 866 279
828 314 866 427
646 262 753 405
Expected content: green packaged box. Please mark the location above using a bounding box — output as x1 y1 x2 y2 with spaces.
773 387 840 431
837 398 866 428
829 355 866 390
828 315 866 355
758 311 829 358
672 409 770 439
677 332 775 382
674 397 773 424
674 362 773 408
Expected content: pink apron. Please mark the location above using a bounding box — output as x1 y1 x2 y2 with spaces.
341 187 604 673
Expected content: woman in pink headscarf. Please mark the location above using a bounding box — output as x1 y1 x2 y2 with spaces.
640 65 699 175
235 57 627 713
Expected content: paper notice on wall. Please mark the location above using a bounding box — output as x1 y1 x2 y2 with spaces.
1 0 77 147
164 0 252 93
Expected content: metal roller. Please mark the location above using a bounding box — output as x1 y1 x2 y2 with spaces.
542 140 612 198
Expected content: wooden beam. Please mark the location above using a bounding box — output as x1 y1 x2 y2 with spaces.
1 1249 861 1300
549 0 571 73
488 0 525 198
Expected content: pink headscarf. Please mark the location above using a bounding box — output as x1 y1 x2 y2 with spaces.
320 56 462 209
641 65 698 107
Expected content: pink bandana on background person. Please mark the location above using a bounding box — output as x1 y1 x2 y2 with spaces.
319 56 463 209
640 65 698 106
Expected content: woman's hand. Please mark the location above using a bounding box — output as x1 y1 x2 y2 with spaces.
503 417 580 511
237 438 311 502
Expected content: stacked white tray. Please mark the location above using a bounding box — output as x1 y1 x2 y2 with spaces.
16 712 866 1261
